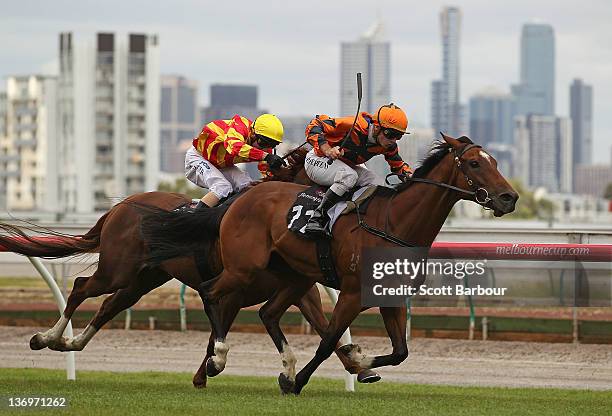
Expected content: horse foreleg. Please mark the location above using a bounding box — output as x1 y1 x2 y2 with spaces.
358 306 409 371
292 290 362 395
296 286 381 383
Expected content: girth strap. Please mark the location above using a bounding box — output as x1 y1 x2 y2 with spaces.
315 239 340 289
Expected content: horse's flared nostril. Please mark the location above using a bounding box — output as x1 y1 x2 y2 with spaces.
500 192 518 204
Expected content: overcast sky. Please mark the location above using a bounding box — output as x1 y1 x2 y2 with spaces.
1 0 610 163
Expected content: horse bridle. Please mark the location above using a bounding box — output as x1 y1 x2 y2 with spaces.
449 143 492 206
357 143 493 247
385 143 492 206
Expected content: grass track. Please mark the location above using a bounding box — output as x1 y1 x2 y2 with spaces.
0 369 610 415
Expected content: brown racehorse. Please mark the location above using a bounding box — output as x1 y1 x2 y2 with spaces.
140 134 519 394
0 155 375 388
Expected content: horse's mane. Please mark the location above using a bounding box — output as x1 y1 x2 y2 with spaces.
396 136 473 192
263 146 309 183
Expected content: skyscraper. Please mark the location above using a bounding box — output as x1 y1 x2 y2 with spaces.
58 32 160 213
160 75 199 174
340 20 390 115
211 84 257 108
569 79 593 168
201 84 264 122
514 114 572 193
2 75 58 212
511 23 555 116
431 7 465 136
469 88 516 146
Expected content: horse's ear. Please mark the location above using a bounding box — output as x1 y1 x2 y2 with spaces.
440 132 462 149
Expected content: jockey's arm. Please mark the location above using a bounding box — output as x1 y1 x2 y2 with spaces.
384 145 413 176
305 115 348 158
223 128 267 161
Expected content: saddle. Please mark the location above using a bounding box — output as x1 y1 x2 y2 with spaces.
286 184 381 289
286 185 378 236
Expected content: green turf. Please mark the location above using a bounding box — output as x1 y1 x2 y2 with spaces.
0 368 610 415
0 277 49 288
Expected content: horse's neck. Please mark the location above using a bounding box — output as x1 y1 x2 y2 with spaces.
387 155 461 246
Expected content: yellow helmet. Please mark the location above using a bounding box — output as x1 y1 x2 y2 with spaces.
253 114 284 143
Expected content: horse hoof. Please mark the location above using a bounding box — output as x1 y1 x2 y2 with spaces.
357 369 381 383
29 333 46 350
278 373 295 395
205 357 222 377
193 380 207 389
193 373 207 389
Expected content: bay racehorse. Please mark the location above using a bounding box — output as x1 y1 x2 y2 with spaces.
140 134 518 394
0 152 375 387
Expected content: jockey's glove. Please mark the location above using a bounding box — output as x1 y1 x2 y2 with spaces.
264 153 286 170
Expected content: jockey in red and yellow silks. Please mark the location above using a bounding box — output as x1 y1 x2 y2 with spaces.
185 114 285 209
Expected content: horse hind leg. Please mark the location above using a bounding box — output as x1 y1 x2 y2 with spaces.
42 269 170 352
360 306 409 372
258 281 311 394
192 332 215 388
30 273 114 351
296 286 381 383
193 290 242 385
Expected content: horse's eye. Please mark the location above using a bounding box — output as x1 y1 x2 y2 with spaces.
469 160 479 168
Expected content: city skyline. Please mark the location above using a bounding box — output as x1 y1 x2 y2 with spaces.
1 1 610 163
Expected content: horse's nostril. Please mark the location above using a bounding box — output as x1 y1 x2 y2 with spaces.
500 193 516 203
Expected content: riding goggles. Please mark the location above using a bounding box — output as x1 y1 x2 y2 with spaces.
256 135 280 148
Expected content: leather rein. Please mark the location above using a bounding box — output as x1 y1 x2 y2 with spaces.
355 143 492 247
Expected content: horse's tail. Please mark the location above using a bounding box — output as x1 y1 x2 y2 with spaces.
137 203 228 266
0 212 108 259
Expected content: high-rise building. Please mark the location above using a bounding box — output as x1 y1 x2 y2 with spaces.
340 20 390 115
211 84 257 108
574 165 612 197
58 32 160 213
569 79 593 170
201 84 264 123
1 75 58 212
511 23 555 116
556 117 573 193
0 91 11 210
514 114 572 192
431 7 465 136
0 92 6 138
469 88 516 146
160 75 199 174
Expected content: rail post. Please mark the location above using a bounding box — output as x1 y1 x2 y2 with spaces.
179 284 187 332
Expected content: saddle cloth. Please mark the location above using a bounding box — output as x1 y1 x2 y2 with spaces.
287 185 377 236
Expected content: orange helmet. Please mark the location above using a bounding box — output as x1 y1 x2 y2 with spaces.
373 103 408 134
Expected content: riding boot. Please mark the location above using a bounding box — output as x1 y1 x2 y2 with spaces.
304 189 345 238
194 200 208 210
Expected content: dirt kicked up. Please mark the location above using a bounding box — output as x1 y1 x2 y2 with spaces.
2 326 611 390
